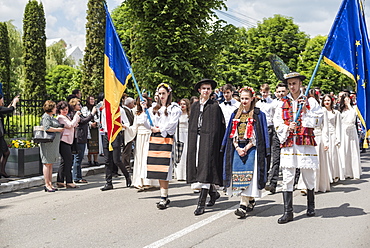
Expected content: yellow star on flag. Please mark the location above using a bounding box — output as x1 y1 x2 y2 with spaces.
355 40 361 47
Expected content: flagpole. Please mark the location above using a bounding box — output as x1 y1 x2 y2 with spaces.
104 3 153 127
294 54 323 122
130 69 154 126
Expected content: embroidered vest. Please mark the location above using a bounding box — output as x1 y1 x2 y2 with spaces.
281 96 316 148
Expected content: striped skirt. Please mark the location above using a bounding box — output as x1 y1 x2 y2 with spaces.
146 133 174 180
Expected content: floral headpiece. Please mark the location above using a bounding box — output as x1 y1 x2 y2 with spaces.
156 83 172 93
239 86 255 96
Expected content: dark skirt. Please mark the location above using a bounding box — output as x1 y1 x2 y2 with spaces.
146 133 173 180
87 127 99 154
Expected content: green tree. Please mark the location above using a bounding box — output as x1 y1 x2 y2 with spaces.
214 26 250 88
244 14 309 91
22 0 46 99
6 21 23 94
114 0 229 99
0 22 11 93
46 40 75 71
81 0 106 97
297 35 354 94
45 65 81 100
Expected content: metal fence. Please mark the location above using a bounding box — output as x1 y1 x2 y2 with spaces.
4 97 48 139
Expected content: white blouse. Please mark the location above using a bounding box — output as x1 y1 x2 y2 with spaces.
145 102 182 137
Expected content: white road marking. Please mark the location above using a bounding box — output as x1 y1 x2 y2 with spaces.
144 189 273 248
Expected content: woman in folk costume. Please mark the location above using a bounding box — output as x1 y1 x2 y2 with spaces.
123 96 159 192
274 72 323 224
143 83 182 209
174 98 190 181
222 87 269 218
321 94 343 184
339 94 362 179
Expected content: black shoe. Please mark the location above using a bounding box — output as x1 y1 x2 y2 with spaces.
194 188 209 215
93 161 100 166
307 189 315 216
126 177 132 187
88 161 93 166
44 186 56 192
278 191 294 224
246 199 256 212
157 198 170 209
100 184 113 191
206 190 220 207
0 172 10 178
234 205 247 218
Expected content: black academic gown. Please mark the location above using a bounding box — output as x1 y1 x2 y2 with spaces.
186 99 225 186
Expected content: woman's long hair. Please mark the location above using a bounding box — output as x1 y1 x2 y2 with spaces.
321 94 335 114
180 98 190 116
85 96 95 111
235 87 256 119
339 93 352 113
153 83 172 116
136 96 152 115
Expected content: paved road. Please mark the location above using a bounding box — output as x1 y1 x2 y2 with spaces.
1 154 369 248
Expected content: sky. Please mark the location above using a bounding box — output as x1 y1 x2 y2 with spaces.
1 0 370 51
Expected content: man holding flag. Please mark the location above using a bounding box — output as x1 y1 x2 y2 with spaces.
100 5 133 191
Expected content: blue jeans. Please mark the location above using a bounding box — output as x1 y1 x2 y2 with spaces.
73 143 86 181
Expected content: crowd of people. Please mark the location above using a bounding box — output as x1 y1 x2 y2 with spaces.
0 73 365 223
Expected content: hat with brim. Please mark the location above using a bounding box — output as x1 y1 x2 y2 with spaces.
194 79 217 91
283 72 306 83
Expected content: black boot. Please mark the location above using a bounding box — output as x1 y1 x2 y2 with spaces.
206 185 220 207
194 188 209 215
278 191 293 224
307 189 315 216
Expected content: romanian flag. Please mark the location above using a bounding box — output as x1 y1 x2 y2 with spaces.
104 6 132 150
322 0 370 145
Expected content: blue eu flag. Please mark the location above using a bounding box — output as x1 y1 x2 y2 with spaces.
322 0 370 139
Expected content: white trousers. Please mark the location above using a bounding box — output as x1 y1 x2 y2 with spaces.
282 167 315 191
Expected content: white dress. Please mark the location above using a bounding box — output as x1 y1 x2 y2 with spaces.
125 112 159 188
339 106 362 179
174 113 188 180
314 110 331 192
322 109 344 181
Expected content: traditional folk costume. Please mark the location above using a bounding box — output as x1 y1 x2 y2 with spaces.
174 113 189 181
313 109 331 192
124 112 159 190
187 79 225 215
322 108 343 182
274 88 323 223
144 102 181 208
339 106 362 179
222 107 269 217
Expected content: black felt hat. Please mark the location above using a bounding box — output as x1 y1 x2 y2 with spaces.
194 78 217 91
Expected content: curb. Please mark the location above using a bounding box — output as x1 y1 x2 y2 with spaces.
0 165 105 194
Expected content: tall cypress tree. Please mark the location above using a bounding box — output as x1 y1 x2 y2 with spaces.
22 0 46 99
81 0 106 97
0 22 11 94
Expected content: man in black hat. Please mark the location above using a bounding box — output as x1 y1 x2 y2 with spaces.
186 79 225 215
274 72 323 224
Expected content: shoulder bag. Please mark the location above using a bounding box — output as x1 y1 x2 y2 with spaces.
33 125 56 143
